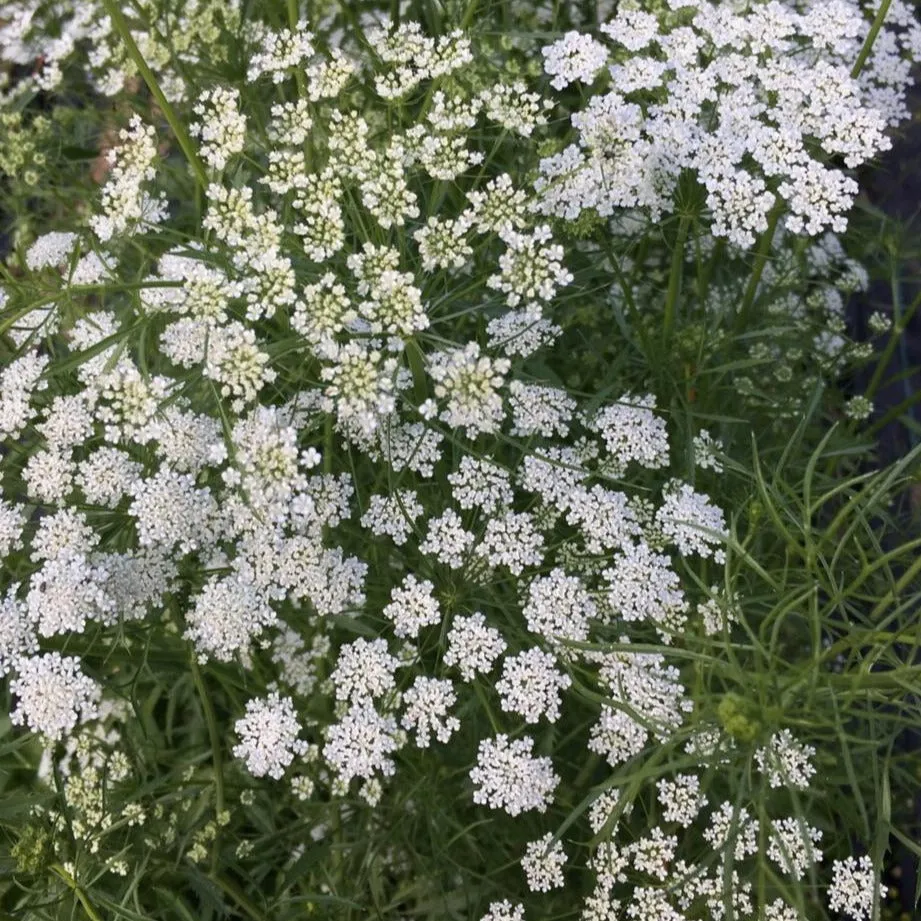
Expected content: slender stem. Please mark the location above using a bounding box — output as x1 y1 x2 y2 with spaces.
851 0 892 79
697 236 725 304
323 414 333 474
405 337 430 404
736 203 783 330
189 652 225 819
461 0 480 29
210 873 269 921
51 865 105 921
100 0 208 188
663 213 691 340
868 552 921 622
286 0 309 103
864 258 921 401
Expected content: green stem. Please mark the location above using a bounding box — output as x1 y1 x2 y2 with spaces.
697 236 725 304
851 0 892 79
867 551 921 622
51 864 104 921
323 413 333 474
405 337 430 404
663 213 691 340
736 203 783 331
100 0 208 188
210 873 269 921
864 263 921 403
189 652 225 820
460 0 480 30
286 0 309 103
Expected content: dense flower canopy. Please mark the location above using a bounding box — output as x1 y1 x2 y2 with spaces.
0 1 918 920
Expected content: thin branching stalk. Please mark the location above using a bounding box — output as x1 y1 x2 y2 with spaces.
51 864 105 921
736 203 783 330
100 0 208 188
864 258 921 404
851 0 893 79
189 652 226 834
663 213 691 340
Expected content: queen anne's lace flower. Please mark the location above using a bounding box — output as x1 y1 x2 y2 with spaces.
0 592 36 679
233 692 308 779
429 343 510 437
523 569 594 645
185 573 277 663
539 1 915 241
828 855 885 921
480 901 525 921
590 394 669 473
90 116 166 243
542 31 609 90
323 701 402 788
767 817 823 880
10 652 101 742
487 225 573 307
521 833 567 891
401 677 460 747
191 86 246 172
383 574 442 639
444 613 507 681
2 8 910 916
420 508 475 569
331 638 400 704
656 481 727 561
25 231 77 271
475 511 544 576
470 734 559 816
755 729 816 790
495 648 571 723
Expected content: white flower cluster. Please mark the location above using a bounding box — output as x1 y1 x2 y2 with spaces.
0 351 49 440
429 344 511 437
420 508 475 569
828 855 885 921
541 31 608 91
191 86 246 172
247 20 315 83
521 833 567 891
361 490 423 545
601 541 688 637
495 648 571 723
0 0 241 98
90 116 166 243
25 231 77 271
480 901 525 921
470 734 559 816
233 692 308 779
448 457 513 513
322 702 402 793
755 729 816 789
766 817 823 880
0 9 881 918
383 574 441 639
10 652 101 742
590 394 669 474
539 0 920 244
487 225 573 307
444 613 507 682
331 638 399 704
522 569 594 646
401 677 460 747
0 591 35 679
656 481 727 561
